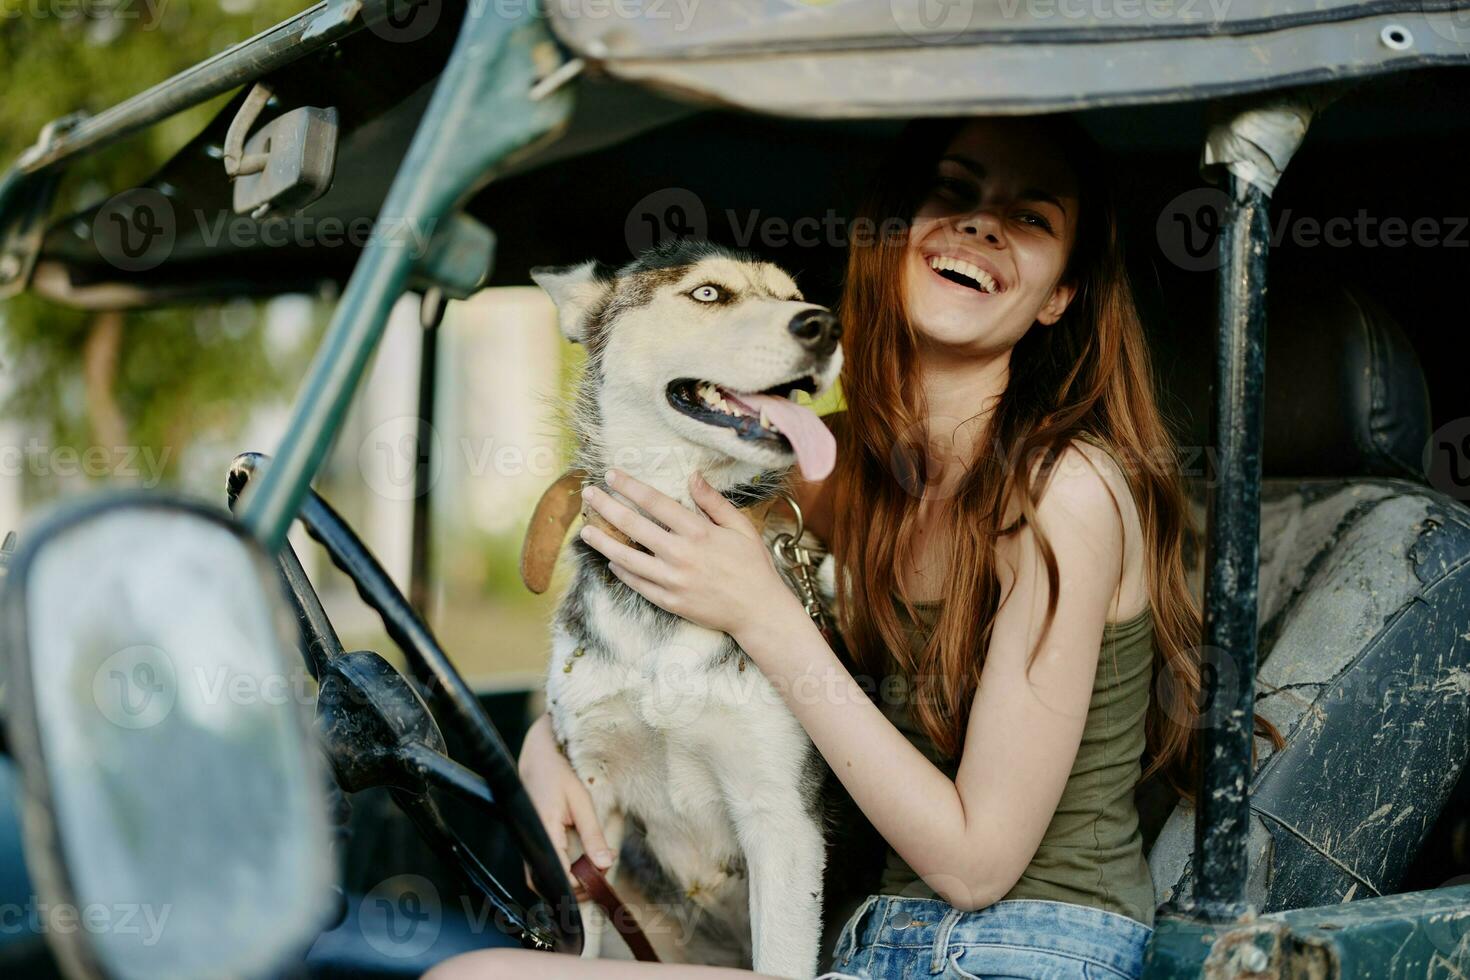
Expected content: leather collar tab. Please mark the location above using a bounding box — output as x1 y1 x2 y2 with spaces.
519 467 785 594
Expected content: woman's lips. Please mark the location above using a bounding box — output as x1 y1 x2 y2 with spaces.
926 257 1001 298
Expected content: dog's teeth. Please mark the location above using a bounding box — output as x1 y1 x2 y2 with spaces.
759 407 772 430
699 384 731 412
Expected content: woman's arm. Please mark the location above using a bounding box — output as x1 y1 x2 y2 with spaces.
576 439 1129 911
734 443 1126 911
518 712 616 898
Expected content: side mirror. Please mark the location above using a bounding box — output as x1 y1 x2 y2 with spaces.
1 494 335 980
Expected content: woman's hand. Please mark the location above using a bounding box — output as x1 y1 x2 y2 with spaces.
517 713 613 901
578 468 797 637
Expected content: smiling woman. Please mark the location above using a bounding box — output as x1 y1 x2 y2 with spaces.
428 115 1283 980
898 119 1081 361
805 115 1286 977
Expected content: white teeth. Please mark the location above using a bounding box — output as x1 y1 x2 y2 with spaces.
700 384 733 414
689 382 782 430
695 382 741 416
928 255 997 293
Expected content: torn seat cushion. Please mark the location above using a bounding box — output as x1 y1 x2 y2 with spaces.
1147 477 1470 912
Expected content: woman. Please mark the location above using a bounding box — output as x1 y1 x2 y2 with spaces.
430 113 1263 979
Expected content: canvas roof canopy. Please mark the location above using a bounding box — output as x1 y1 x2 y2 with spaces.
543 0 1470 115
1 0 1467 307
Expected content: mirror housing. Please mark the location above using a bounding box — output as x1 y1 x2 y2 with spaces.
1 493 335 980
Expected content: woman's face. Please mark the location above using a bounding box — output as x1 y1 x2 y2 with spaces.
902 118 1082 357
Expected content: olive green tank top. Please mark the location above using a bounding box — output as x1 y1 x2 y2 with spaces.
877 597 1158 928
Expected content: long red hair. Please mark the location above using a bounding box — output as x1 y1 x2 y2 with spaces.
823 115 1280 802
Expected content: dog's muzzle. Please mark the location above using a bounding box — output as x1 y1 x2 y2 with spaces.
789 309 841 360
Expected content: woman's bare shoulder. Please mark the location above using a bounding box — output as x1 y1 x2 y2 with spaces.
995 434 1147 618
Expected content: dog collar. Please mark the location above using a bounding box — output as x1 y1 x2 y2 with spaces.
519 467 787 594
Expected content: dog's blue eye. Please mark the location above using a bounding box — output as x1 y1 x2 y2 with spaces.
690 285 723 303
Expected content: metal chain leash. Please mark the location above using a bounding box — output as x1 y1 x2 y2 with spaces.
768 492 837 642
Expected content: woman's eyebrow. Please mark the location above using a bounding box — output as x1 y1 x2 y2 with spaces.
940 153 1069 217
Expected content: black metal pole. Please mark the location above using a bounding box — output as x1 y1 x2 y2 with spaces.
410 290 447 617
1191 173 1271 920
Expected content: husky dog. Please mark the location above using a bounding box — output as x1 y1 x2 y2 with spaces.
529 242 844 978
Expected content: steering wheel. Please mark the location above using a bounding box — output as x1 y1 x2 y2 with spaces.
225 452 582 957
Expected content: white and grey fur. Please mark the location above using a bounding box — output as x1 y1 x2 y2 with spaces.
531 242 843 978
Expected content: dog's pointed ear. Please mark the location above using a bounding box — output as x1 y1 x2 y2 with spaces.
531 260 610 344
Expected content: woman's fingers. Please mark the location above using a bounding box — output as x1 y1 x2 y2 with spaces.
581 482 677 551
689 471 756 534
524 810 567 898
524 821 590 901
566 785 615 869
525 859 589 902
523 794 586 900
579 523 668 583
603 469 706 537
607 561 678 612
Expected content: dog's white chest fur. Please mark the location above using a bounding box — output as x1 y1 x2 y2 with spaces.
529 243 844 977
547 571 826 976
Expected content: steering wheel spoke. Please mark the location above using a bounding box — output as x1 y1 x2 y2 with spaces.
225 452 583 957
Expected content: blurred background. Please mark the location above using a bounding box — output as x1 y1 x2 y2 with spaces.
9 0 1461 692
3 5 1469 975
0 0 592 685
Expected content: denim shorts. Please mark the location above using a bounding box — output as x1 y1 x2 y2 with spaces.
816 894 1153 980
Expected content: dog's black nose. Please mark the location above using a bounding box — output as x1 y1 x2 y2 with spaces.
788 309 841 357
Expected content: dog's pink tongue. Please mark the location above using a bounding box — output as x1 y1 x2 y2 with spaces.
724 391 836 481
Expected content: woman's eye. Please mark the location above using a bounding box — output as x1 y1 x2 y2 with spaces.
933 176 976 201
1017 211 1054 232
690 285 724 303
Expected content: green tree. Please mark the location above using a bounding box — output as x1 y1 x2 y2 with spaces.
1 0 316 497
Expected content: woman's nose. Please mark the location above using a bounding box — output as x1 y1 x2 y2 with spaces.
959 210 1004 244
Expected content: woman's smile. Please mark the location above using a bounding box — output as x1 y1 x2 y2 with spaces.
900 117 1080 354
921 251 1006 295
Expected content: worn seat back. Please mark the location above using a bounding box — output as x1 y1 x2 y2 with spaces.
1144 284 1470 912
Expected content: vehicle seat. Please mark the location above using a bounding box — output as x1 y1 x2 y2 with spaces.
1143 282 1470 912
